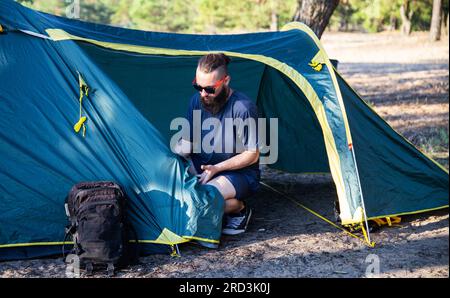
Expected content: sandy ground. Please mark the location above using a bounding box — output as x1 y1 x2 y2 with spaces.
0 31 448 278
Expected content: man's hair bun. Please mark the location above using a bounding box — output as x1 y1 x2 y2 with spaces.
198 53 231 74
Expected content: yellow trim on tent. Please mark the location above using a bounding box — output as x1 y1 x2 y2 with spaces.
181 236 220 244
281 22 353 147
44 28 352 222
131 239 189 245
135 228 220 245
366 205 449 221
345 206 364 225
281 23 358 223
311 50 328 64
0 241 73 248
154 228 186 244
0 234 221 248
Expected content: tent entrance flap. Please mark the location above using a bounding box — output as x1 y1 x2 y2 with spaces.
256 65 330 173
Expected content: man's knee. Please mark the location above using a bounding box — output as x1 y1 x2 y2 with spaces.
207 176 236 199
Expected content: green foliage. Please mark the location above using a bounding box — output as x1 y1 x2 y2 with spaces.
17 0 298 33
16 0 447 33
330 0 445 33
418 127 449 155
80 0 116 24
330 0 401 32
127 0 196 32
18 0 65 14
192 0 274 33
410 0 433 31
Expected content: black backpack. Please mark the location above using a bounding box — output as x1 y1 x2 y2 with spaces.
63 181 138 276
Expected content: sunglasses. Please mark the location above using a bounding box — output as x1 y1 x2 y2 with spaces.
192 76 228 94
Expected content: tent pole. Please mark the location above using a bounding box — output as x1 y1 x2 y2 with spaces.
350 144 373 246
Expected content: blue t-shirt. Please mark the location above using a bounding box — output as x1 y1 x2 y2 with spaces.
186 90 260 183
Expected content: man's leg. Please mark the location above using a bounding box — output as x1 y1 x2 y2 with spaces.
207 175 252 235
207 176 244 214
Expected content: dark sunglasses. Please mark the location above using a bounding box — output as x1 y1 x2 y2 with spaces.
192 76 227 94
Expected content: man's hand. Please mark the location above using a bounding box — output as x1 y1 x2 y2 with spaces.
198 164 220 184
197 150 259 184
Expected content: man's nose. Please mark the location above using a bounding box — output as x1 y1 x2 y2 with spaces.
200 89 208 97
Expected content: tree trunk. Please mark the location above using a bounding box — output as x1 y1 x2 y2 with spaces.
400 0 414 36
430 0 443 41
340 3 351 31
441 12 446 35
270 2 278 31
270 11 278 31
447 12 450 36
291 0 340 39
389 15 397 31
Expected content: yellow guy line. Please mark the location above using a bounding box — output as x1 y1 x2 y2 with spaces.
260 181 375 247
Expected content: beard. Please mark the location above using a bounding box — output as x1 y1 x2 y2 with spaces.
200 86 229 115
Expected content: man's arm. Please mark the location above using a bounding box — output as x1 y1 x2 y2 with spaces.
198 150 259 184
215 150 259 172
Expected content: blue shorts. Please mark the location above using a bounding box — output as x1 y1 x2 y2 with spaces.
215 171 260 200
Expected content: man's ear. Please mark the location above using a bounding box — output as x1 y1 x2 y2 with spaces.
225 75 231 86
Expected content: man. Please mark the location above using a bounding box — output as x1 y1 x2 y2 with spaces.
174 53 260 235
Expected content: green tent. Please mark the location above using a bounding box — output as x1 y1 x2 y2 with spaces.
0 1 448 260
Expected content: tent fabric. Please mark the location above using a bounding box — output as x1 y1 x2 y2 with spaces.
0 1 448 260
337 73 448 218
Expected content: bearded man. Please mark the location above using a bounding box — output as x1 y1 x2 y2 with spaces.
175 53 260 235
